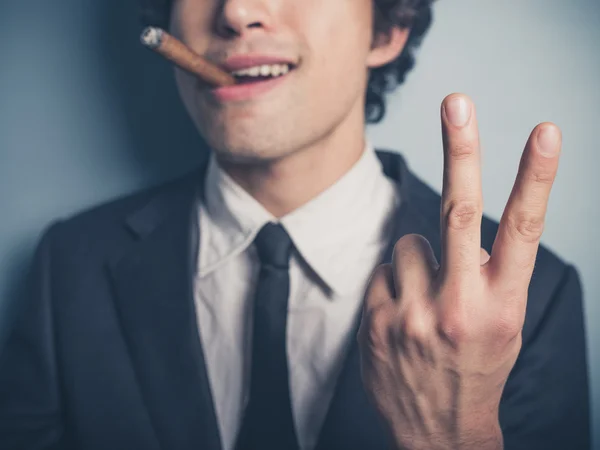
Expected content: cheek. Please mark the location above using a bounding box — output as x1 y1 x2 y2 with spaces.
170 0 215 46
301 18 372 108
301 1 373 76
174 69 210 132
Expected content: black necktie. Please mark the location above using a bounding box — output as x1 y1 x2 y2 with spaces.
235 222 300 450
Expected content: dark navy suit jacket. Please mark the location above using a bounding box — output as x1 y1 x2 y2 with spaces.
0 151 590 450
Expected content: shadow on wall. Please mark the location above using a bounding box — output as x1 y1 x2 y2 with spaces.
95 0 208 178
0 0 207 343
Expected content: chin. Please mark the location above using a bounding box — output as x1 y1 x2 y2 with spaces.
207 139 290 165
199 123 296 163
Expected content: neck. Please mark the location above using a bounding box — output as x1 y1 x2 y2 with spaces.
216 107 367 218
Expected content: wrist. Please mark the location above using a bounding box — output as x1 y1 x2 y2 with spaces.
460 412 503 450
458 421 503 450
390 416 503 450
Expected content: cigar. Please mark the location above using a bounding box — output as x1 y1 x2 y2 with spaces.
140 26 236 87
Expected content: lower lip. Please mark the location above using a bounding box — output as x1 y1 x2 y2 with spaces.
210 73 291 102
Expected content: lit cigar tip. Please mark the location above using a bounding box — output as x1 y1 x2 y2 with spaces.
140 26 164 49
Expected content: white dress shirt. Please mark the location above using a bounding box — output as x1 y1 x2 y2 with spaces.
193 143 400 450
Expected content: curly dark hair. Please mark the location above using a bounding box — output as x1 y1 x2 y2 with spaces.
138 0 436 124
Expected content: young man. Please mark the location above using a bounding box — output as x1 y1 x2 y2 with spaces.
0 1 590 449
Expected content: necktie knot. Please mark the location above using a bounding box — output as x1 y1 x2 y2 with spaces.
254 223 293 269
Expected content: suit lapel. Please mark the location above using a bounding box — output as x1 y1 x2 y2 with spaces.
316 151 442 450
108 163 222 450
377 149 443 264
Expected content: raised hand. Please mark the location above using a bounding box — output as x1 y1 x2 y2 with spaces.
358 94 562 450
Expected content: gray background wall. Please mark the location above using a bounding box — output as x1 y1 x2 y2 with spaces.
1 0 598 447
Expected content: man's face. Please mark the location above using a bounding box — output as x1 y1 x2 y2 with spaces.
170 0 404 163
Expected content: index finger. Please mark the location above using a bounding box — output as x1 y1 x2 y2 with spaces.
439 94 483 283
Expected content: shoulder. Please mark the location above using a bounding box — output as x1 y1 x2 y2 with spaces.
40 168 203 261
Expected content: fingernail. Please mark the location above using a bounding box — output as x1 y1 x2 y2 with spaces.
444 96 471 127
537 126 560 157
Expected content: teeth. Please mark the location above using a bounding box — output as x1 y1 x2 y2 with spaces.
232 64 292 78
260 65 271 76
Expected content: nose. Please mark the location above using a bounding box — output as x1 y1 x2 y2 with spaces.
216 0 273 38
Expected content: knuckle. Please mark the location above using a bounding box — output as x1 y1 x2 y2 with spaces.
445 200 482 230
507 214 545 243
527 169 555 185
397 233 428 248
493 316 522 340
362 304 393 349
394 234 428 260
369 263 391 287
449 142 475 160
365 264 394 300
437 312 470 346
493 305 525 339
401 306 431 340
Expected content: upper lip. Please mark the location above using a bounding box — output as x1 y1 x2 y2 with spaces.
220 54 298 72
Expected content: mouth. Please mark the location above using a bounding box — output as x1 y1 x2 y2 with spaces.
209 62 297 102
230 63 294 83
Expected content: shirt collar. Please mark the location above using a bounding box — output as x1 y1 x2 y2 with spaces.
197 142 399 294
197 155 275 276
279 143 399 294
